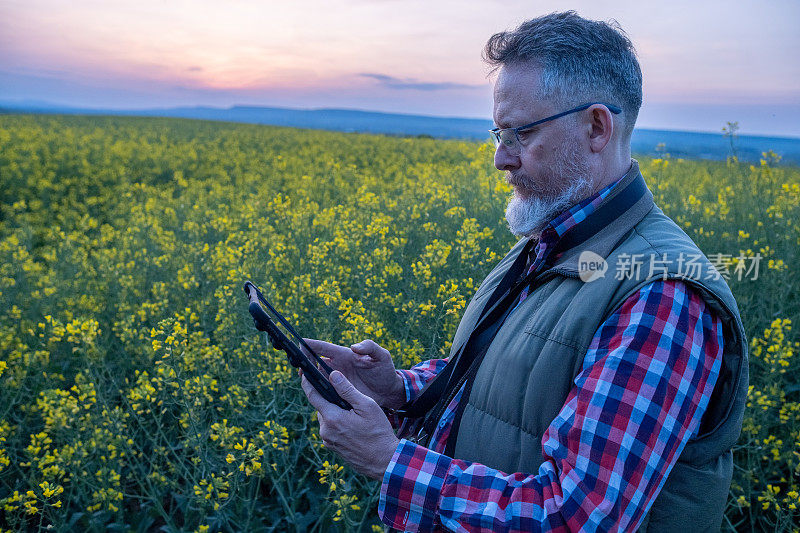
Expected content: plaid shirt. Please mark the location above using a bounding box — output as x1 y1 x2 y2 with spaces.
379 175 725 532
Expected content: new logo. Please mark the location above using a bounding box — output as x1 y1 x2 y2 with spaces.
578 251 608 282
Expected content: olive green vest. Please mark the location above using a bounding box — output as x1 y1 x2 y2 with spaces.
448 162 748 531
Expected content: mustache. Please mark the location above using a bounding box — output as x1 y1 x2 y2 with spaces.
505 172 545 193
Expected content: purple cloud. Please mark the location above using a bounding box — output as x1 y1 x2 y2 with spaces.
359 72 479 91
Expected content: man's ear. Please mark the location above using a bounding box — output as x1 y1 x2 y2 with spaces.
587 105 614 153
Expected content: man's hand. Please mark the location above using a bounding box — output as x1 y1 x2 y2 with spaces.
301 369 400 480
303 338 406 409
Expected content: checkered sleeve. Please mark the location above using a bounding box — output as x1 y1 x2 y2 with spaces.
378 280 724 532
385 358 450 432
397 358 451 402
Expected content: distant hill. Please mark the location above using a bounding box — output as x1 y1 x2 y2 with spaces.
2 101 799 164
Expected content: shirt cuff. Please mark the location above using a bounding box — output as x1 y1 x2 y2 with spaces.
396 369 417 403
378 438 452 532
383 371 414 431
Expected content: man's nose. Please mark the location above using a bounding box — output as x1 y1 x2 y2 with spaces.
494 144 521 171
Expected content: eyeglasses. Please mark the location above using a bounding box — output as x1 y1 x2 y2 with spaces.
489 102 622 156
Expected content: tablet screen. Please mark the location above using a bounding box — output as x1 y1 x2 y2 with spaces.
243 281 333 375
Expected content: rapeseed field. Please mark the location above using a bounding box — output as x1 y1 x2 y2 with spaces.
0 114 798 531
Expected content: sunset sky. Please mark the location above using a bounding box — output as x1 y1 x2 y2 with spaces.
1 0 799 136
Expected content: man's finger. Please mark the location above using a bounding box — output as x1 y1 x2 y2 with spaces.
303 338 355 362
350 339 390 361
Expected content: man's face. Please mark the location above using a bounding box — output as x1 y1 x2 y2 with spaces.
492 63 593 237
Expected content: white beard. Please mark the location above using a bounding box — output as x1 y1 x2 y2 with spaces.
504 146 593 238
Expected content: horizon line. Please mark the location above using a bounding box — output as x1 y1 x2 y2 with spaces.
2 99 799 141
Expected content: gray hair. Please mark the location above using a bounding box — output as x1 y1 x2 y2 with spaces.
483 11 642 139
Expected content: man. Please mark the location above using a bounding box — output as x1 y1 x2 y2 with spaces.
301 11 747 532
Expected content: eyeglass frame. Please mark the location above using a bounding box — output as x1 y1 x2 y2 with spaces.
489 102 622 153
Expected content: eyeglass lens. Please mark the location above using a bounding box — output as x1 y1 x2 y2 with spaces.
492 130 520 155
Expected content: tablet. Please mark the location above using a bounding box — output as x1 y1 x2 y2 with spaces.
243 281 352 410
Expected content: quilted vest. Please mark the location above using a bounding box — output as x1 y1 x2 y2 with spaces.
447 162 748 531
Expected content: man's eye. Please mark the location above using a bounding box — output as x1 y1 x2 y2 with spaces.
517 129 534 142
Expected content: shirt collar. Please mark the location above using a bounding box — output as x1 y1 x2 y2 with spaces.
539 170 629 247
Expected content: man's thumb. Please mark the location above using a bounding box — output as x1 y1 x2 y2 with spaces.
329 371 364 404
